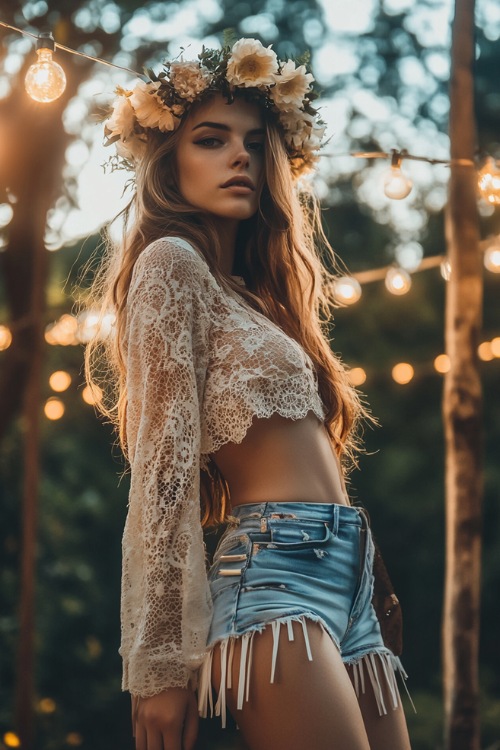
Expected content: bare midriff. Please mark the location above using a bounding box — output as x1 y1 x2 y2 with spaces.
211 410 350 508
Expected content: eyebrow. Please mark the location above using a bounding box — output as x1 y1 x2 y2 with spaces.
191 121 265 136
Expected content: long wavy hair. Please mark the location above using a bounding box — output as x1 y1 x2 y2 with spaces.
82 93 374 526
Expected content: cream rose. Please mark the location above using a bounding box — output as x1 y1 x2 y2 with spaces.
270 60 314 111
170 62 211 101
105 92 136 142
130 81 177 132
226 38 278 88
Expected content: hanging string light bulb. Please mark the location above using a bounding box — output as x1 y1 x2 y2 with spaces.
24 31 66 103
484 237 500 273
440 257 452 280
382 149 413 200
385 266 412 295
477 157 500 206
332 276 362 305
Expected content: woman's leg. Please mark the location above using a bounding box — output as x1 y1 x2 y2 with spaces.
212 619 371 750
345 660 412 750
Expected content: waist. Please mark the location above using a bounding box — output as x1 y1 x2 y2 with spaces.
228 501 367 529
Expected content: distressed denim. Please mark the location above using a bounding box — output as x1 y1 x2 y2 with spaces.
198 501 410 727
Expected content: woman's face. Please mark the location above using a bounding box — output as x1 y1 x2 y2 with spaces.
175 93 265 224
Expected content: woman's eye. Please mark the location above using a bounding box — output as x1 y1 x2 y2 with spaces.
194 137 222 148
247 141 264 153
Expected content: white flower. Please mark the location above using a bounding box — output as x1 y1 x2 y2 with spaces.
279 108 314 149
226 38 278 88
169 62 211 101
270 60 314 110
105 92 136 142
130 81 177 132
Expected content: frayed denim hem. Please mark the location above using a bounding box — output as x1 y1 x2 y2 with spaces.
197 612 413 729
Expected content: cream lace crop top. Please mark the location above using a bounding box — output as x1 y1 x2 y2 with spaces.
120 236 326 697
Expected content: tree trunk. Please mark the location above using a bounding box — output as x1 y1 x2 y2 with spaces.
443 1 483 749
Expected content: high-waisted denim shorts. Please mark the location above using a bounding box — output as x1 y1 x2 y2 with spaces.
197 501 410 727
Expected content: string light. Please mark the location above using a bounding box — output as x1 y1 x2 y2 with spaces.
385 266 412 295
382 149 413 200
38 697 57 713
434 354 450 374
332 276 362 305
49 370 72 392
0 324 12 351
24 32 66 103
3 733 21 748
392 363 414 384
44 397 65 420
478 342 494 361
440 258 452 280
491 337 500 357
477 157 500 206
82 384 103 406
347 367 367 386
484 238 500 273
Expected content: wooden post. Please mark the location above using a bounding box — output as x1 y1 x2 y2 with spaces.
14 238 49 749
443 1 483 749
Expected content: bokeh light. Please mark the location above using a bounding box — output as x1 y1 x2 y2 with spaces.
392 362 414 384
49 371 72 392
44 398 65 420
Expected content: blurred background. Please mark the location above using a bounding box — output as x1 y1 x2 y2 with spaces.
0 0 499 748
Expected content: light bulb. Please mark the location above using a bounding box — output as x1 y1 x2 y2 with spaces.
25 32 66 103
332 276 362 305
477 157 500 206
382 149 412 199
385 266 412 295
440 258 452 280
484 240 500 273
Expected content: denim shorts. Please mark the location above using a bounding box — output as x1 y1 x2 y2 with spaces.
197 501 409 727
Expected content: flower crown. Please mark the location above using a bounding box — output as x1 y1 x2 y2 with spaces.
104 37 325 177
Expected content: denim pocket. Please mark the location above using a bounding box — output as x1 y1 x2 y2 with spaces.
266 518 332 550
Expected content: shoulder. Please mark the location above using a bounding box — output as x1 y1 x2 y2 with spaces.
134 236 211 282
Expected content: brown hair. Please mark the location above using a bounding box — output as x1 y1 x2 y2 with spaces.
82 95 374 526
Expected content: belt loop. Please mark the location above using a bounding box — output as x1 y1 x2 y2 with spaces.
332 504 340 537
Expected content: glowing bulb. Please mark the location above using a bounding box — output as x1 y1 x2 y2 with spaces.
82 385 103 405
477 157 500 206
440 258 452 280
44 398 65 420
392 363 414 384
385 267 412 295
332 276 362 305
49 371 72 392
490 337 500 357
0 325 12 351
484 241 500 273
434 354 450 374
25 33 66 103
478 342 494 361
347 367 367 386
3 733 21 748
382 150 412 199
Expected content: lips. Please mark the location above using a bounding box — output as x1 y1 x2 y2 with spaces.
221 176 255 190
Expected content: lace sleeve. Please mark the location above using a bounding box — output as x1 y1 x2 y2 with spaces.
120 237 213 697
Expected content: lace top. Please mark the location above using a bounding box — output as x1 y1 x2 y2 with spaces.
120 236 326 697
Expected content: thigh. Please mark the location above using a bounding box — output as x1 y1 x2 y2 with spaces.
345 661 412 750
212 620 371 750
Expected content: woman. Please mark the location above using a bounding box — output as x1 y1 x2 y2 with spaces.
86 38 412 750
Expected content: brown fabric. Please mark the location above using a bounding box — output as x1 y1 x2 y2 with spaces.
371 543 403 656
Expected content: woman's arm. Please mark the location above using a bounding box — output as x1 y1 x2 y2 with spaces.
121 239 213 742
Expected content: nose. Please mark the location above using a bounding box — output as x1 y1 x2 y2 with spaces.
231 141 250 169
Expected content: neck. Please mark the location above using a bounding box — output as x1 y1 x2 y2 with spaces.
213 219 239 275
